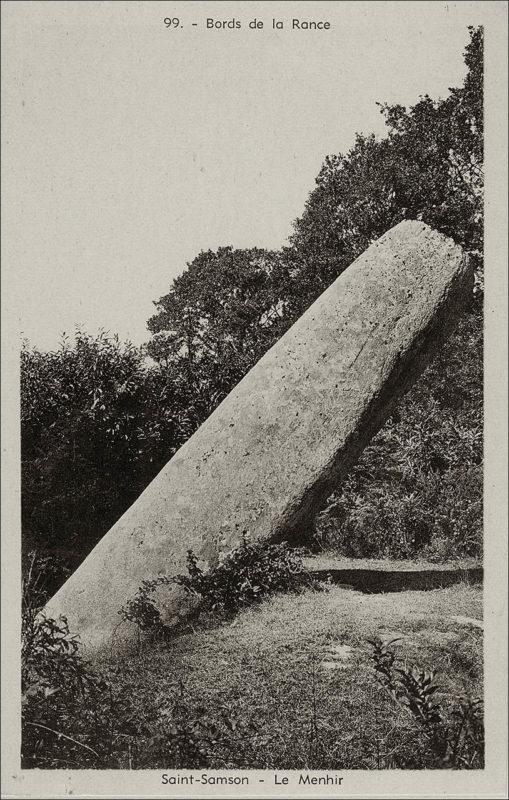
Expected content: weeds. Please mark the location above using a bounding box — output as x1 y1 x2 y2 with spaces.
177 541 307 612
120 540 310 636
22 612 110 767
369 638 484 768
120 575 173 634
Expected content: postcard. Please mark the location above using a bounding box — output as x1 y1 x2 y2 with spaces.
1 2 507 797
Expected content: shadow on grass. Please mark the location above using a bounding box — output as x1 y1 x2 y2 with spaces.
310 566 482 593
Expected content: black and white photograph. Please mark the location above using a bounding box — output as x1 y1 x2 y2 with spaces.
1 1 507 797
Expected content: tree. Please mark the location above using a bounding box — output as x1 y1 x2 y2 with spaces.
289 27 483 312
147 246 292 416
22 332 169 583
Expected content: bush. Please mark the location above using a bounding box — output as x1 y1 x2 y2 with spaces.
21 588 114 769
120 541 310 636
177 541 308 612
119 575 174 634
21 332 196 591
369 638 484 768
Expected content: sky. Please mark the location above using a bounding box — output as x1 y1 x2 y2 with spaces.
2 1 485 350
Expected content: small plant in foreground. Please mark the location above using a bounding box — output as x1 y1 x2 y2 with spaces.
22 548 113 767
369 638 484 768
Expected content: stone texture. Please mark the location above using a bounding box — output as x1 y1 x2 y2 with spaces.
43 221 472 653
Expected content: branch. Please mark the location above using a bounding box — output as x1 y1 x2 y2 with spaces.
24 721 101 758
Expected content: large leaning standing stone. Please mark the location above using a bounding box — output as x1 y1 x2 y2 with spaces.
43 221 472 652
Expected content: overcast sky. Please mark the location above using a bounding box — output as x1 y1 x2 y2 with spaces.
3 1 486 350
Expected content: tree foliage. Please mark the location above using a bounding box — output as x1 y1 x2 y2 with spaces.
287 26 483 312
21 332 192 581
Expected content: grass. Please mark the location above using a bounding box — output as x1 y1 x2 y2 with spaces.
95 571 483 769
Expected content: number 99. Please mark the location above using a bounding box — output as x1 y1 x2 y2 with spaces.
164 17 180 28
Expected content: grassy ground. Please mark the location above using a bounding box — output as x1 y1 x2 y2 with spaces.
97 569 483 770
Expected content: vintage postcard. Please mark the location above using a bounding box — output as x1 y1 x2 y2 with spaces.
1 1 507 797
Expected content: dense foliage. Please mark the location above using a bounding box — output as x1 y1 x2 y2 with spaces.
316 307 483 559
176 542 307 613
21 28 483 595
21 332 205 585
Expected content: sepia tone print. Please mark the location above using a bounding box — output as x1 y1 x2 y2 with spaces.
2 3 507 797
20 25 485 771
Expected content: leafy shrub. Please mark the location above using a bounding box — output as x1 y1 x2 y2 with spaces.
369 638 484 768
21 332 197 590
120 575 174 635
21 551 113 767
22 615 109 768
120 541 309 636
177 541 308 612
